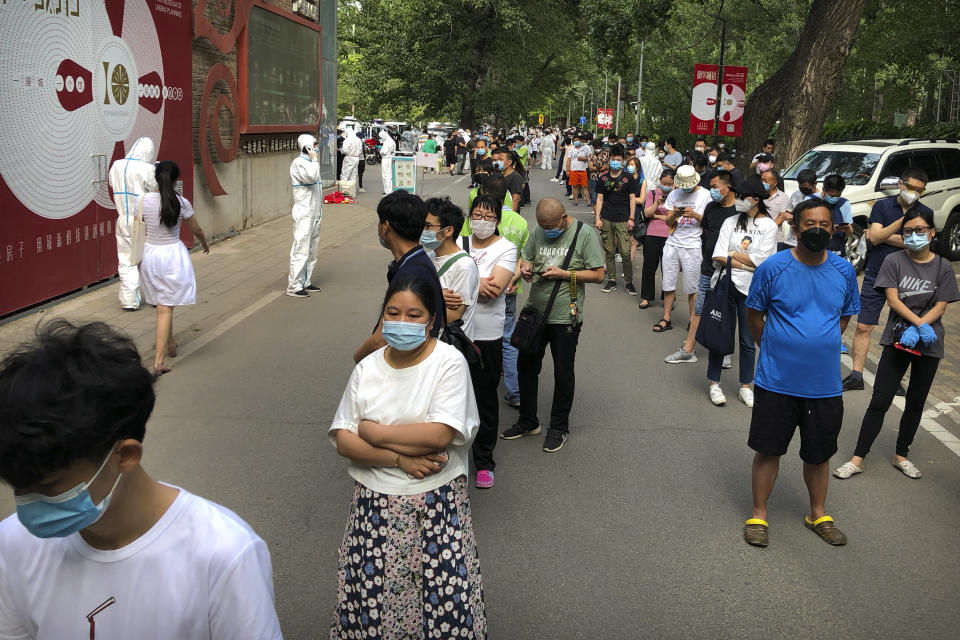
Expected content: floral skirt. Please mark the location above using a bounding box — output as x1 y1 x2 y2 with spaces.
331 476 486 639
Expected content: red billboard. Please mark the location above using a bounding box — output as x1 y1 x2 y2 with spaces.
597 107 613 130
0 0 193 316
690 63 748 137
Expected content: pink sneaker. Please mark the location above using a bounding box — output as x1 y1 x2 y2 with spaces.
475 470 495 489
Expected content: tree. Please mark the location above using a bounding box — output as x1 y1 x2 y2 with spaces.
738 0 869 167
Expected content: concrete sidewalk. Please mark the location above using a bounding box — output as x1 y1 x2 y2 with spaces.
0 202 380 364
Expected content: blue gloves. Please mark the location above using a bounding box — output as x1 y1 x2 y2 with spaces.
918 323 938 346
899 326 920 348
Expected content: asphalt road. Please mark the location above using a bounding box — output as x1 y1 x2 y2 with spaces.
4 161 960 639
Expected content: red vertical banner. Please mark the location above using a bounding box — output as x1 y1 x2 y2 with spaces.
717 65 748 137
596 107 613 130
689 63 718 136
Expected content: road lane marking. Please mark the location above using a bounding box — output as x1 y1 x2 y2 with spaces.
173 290 283 364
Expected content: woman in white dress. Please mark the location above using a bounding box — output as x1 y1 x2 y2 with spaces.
138 161 209 376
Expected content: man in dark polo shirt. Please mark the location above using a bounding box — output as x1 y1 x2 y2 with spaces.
593 144 645 295
842 168 932 391
353 191 444 363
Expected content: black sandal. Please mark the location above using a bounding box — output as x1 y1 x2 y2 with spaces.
652 319 673 333
638 300 650 309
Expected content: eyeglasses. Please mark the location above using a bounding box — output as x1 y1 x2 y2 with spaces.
902 226 932 237
423 222 444 230
470 213 498 222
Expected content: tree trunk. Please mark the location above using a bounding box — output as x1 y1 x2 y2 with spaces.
738 0 869 170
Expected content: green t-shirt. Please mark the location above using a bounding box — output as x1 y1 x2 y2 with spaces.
516 145 529 167
461 207 529 294
422 139 437 154
466 188 513 211
521 222 604 325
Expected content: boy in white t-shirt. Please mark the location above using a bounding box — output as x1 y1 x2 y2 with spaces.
655 165 712 333
0 321 282 640
423 197 480 339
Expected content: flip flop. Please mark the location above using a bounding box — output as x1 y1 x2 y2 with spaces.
638 300 650 309
652 319 673 333
804 515 847 545
743 518 768 547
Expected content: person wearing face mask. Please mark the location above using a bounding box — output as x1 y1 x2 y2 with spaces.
503 198 605 453
700 180 778 407
594 145 646 295
761 168 789 245
715 152 745 187
694 138 706 155
353 191 444 364
378 129 397 194
781 169 817 251
625 156 648 265
287 134 323 299
654 165 712 333
455 196 517 487
540 128 556 171
841 168 933 394
742 199 859 548
0 320 283 637
662 137 683 170
640 141 662 187
424 198 480 338
491 148 523 211
567 135 591 206
834 208 959 482
664 170 737 362
625 132 639 153
330 276 486 638
808 174 853 256
637 168 675 309
339 126 363 188
750 138 775 171
587 139 609 207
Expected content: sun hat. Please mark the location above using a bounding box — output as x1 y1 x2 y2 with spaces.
674 165 699 190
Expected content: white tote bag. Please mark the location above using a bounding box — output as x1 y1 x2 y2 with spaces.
129 196 148 265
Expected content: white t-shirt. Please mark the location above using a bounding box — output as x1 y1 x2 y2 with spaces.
764 190 790 244
711 215 779 295
430 250 480 340
568 146 590 171
664 187 712 249
0 487 281 640
329 342 479 496
463 236 517 341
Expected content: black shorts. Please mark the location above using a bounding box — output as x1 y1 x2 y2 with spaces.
748 386 844 465
857 271 885 326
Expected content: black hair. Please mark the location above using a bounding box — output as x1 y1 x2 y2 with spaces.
761 168 780 182
693 156 708 171
155 161 182 229
509 150 527 179
696 137 706 144
377 190 427 242
712 170 733 186
796 168 817 185
823 174 845 193
901 208 935 229
716 152 732 164
901 168 929 185
380 275 440 337
477 174 507 206
470 194 503 232
659 168 676 181
763 138 775 147
792 198 833 229
666 137 677 147
562 136 571 146
0 320 155 489
425 196 466 236
609 144 626 158
735 178 770 231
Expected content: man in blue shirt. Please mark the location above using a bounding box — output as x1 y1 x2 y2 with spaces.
842 168 932 391
353 191 444 363
743 199 860 548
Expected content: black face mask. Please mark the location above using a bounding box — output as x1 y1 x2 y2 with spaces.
799 227 831 252
799 186 814 196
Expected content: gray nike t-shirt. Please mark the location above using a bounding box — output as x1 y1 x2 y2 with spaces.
875 251 960 358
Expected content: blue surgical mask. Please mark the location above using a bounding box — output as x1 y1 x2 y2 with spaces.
682 186 695 194
762 182 771 192
382 320 428 351
476 148 487 156
15 450 121 538
660 184 674 193
543 227 564 239
904 232 931 251
573 141 582 147
625 165 636 174
493 160 505 171
626 137 634 142
609 160 623 171
420 230 442 250
824 195 840 204
710 188 724 202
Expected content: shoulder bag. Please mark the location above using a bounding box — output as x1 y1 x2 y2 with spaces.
437 251 482 367
695 258 737 355
511 221 583 354
129 195 148 265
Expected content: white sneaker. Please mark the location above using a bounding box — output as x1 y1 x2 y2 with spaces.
738 387 754 408
722 355 732 369
709 384 726 406
893 459 922 479
567 194 574 200
359 187 366 193
833 461 863 479
665 348 697 364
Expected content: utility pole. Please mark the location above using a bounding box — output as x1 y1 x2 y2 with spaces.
567 97 571 128
615 76 622 135
712 0 727 141
636 40 644 133
603 71 609 129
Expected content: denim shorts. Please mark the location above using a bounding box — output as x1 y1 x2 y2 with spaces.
694 273 713 316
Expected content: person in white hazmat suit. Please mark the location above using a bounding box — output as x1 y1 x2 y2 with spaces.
339 127 362 186
287 134 323 298
378 130 396 194
109 137 158 310
639 141 663 188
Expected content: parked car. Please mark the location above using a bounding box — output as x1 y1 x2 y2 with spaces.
782 138 960 271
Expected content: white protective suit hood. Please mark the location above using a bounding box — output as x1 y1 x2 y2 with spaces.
109 137 158 222
298 133 317 152
342 128 363 158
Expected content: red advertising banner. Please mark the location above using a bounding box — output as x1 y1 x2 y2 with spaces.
690 63 749 137
0 0 193 316
718 65 748 137
597 107 613 130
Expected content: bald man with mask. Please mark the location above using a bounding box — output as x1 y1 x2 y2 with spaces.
499 198 605 453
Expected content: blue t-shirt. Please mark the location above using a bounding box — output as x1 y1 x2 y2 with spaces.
663 151 683 167
746 250 860 398
865 196 934 276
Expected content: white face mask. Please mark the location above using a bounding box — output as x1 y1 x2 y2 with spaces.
900 189 919 205
734 198 754 213
708 155 717 164
472 219 497 240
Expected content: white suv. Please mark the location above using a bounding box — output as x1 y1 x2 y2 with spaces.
782 139 960 271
